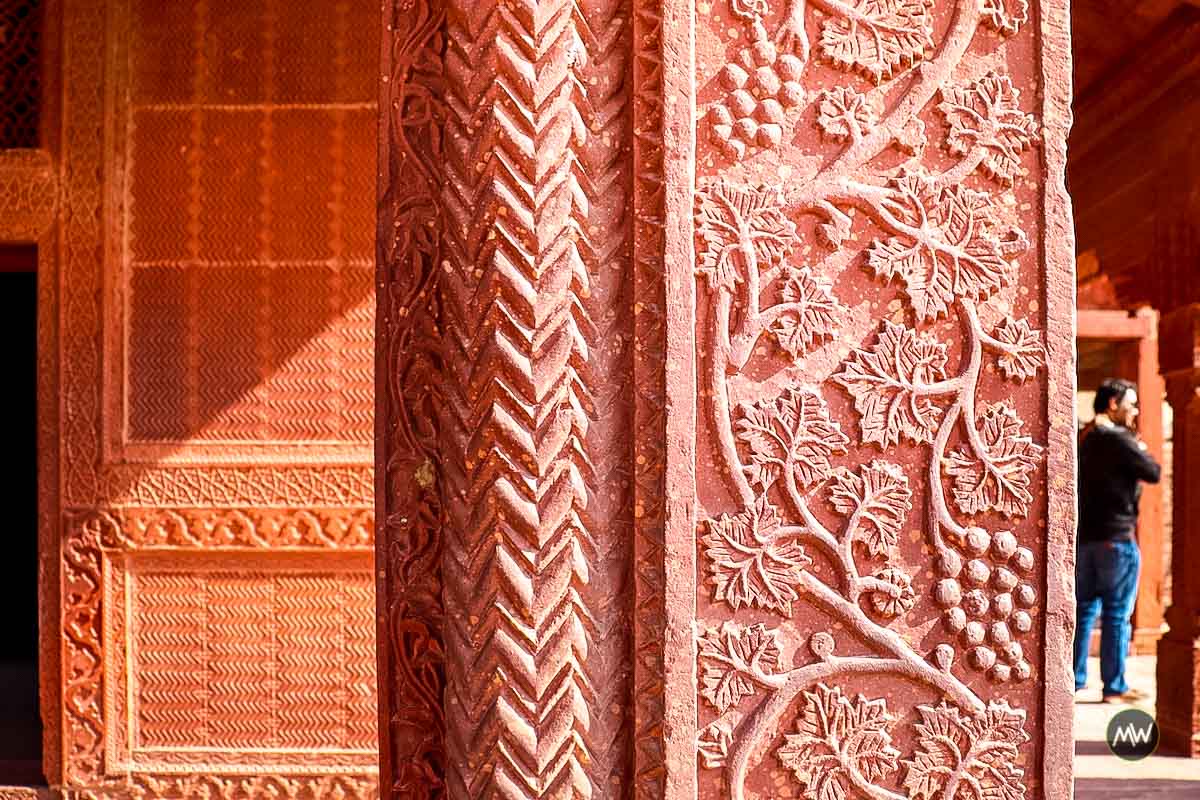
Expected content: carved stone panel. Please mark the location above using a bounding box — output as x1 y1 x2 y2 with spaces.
684 0 1074 797
109 0 376 464
62 510 378 798
375 0 1074 798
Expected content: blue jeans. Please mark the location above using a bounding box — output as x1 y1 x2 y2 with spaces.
1073 539 1140 695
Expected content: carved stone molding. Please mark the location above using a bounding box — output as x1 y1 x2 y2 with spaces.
0 789 47 800
0 149 56 242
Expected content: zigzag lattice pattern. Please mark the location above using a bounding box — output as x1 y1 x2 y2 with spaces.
135 574 210 748
440 1 635 797
131 569 377 753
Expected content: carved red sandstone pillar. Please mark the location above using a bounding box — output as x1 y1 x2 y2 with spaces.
1157 304 1200 757
376 0 1077 797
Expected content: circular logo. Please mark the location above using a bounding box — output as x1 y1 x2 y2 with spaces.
1106 709 1159 761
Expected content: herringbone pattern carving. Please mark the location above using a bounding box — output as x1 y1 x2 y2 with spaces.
136 575 208 748
341 577 378 751
131 569 377 753
126 263 374 444
439 1 634 797
276 575 350 749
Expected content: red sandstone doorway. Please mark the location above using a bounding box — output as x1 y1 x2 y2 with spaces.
1076 308 1169 655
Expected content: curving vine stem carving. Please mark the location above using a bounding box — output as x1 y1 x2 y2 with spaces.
377 1 449 797
693 0 1049 797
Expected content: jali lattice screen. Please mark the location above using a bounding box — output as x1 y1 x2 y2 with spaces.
0 0 40 148
119 0 376 452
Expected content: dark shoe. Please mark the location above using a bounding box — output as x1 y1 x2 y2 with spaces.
1102 688 1149 704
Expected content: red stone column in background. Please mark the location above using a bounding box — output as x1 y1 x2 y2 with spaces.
376 0 1078 796
1158 304 1200 757
1124 309 1167 651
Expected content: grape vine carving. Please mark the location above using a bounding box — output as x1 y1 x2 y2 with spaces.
694 0 1044 797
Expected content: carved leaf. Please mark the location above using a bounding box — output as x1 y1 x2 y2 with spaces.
828 460 912 557
696 182 798 292
993 318 1045 381
702 497 813 615
698 622 782 713
778 684 901 798
904 700 1030 800
773 267 844 358
867 173 1020 320
937 72 1039 185
736 386 850 490
818 0 935 83
818 209 853 248
981 0 1029 36
698 720 734 769
833 321 948 447
816 87 878 141
945 402 1043 518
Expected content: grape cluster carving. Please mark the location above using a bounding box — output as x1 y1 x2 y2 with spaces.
709 5 807 156
694 1 1045 798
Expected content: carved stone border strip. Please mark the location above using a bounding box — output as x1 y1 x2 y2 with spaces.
0 789 49 800
60 508 377 798
49 0 110 782
373 1 447 797
660 2 698 798
0 149 57 242
99 506 373 550
631 0 668 797
58 0 104 507
1037 1 1078 796
35 3 65 784
95 465 374 508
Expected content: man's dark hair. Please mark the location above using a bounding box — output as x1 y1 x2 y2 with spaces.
1094 378 1136 415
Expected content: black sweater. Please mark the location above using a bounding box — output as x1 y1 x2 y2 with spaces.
1078 423 1161 544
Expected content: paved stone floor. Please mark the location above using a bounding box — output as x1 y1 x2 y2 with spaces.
1074 655 1200 797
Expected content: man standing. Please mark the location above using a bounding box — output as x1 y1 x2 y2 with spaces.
1074 378 1162 703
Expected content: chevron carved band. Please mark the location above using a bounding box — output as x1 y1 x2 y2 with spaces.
437 0 635 797
378 0 654 797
